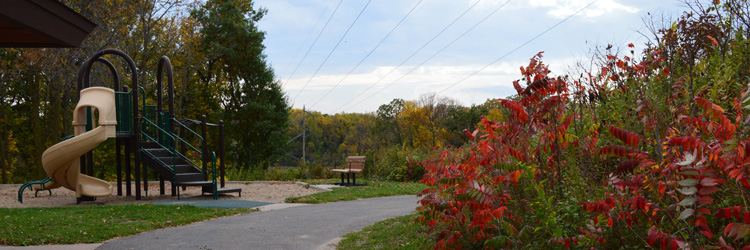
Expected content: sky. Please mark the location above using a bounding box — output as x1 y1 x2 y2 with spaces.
252 0 701 115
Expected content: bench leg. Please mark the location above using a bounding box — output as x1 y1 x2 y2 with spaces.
340 173 345 186
346 173 351 186
352 173 356 185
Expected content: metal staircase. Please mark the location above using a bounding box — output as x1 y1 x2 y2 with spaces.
140 141 239 199
136 101 239 200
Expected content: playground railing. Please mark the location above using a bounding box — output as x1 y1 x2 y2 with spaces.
140 117 203 174
114 90 133 134
166 119 204 171
172 119 205 163
139 118 178 170
211 151 218 200
172 118 203 146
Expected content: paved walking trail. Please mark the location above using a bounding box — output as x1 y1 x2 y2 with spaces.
96 195 420 250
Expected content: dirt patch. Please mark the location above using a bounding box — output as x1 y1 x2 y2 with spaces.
3 182 322 208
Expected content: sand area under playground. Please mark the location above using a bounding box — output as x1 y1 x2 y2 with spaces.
1 182 322 208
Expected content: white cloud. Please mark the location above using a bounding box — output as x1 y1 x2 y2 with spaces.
284 57 579 114
529 0 639 19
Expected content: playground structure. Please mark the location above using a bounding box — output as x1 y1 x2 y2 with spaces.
18 49 239 203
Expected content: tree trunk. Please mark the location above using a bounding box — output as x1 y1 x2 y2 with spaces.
0 110 6 184
48 81 62 146
31 74 44 178
62 79 73 140
0 80 7 183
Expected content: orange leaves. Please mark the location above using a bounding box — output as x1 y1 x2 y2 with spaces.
616 160 639 174
492 170 524 188
608 125 640 148
549 236 580 248
715 207 750 240
492 206 507 218
707 35 719 46
509 170 522 186
695 97 736 138
668 136 706 152
658 181 666 195
522 78 552 98
716 207 746 221
647 229 686 250
616 59 626 70
463 128 478 140
506 146 526 163
727 168 750 188
580 198 617 214
597 145 646 158
695 97 725 116
696 215 714 238
513 80 524 95
498 99 528 123
600 126 648 174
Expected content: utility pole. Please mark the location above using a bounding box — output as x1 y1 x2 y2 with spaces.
285 106 317 165
302 106 306 165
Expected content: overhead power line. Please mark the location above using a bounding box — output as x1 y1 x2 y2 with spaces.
283 0 343 88
330 0 483 113
292 0 373 103
338 0 511 113
308 0 426 110
279 0 334 85
436 0 599 95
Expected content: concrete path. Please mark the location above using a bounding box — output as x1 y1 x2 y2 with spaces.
97 195 420 250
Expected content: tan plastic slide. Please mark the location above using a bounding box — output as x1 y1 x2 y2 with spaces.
42 87 117 199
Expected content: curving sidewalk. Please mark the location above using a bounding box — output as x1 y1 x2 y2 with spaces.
95 195 420 250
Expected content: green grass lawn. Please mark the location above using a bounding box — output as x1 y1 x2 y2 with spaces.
337 213 434 250
0 204 253 246
1 179 426 246
287 179 427 203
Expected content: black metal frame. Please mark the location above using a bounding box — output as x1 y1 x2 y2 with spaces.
72 49 232 201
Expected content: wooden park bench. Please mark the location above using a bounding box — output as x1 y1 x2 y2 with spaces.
331 156 366 186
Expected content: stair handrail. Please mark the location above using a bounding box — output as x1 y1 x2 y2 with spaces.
137 86 147 116
171 118 204 145
139 118 179 170
211 151 218 200
139 144 177 191
140 117 203 172
135 84 203 172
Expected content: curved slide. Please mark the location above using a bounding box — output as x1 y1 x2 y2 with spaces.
42 87 117 201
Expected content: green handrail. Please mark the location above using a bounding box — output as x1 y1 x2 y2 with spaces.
18 135 72 203
138 87 147 116
134 85 215 198
17 177 56 203
140 117 178 172
140 117 202 172
211 151 218 200
172 118 203 141
169 123 203 153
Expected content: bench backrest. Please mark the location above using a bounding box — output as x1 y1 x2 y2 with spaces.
347 156 366 171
